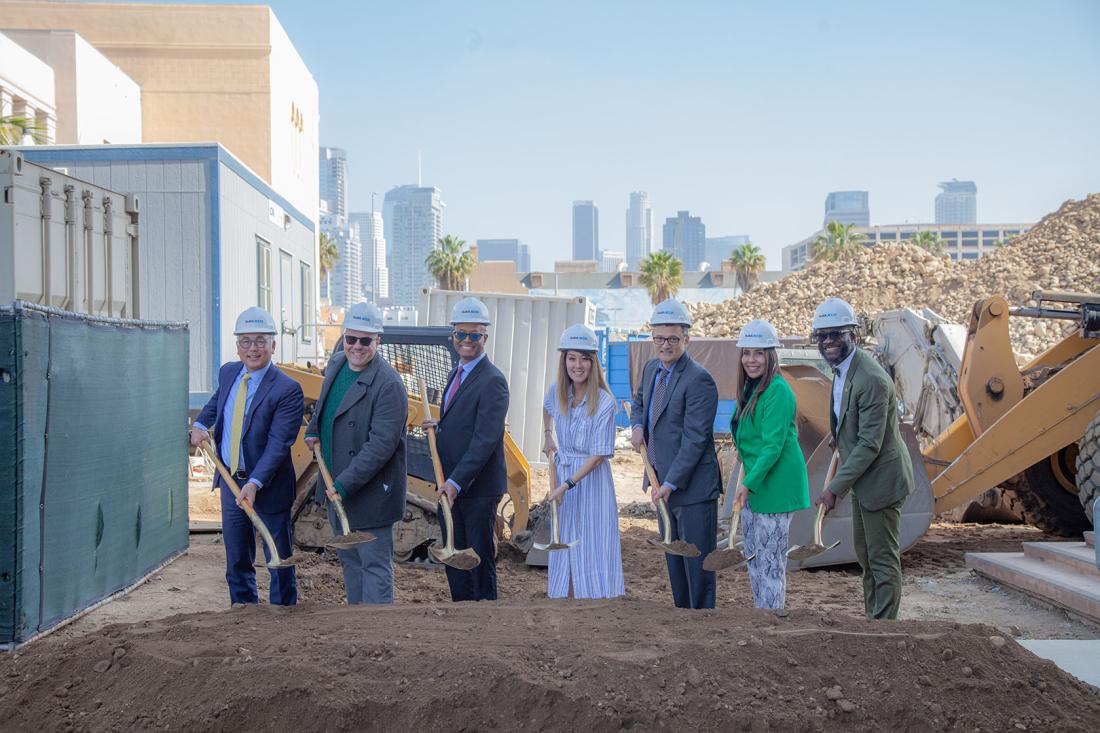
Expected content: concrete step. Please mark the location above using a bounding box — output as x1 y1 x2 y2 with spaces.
1022 542 1100 579
966 551 1100 626
1086 531 1095 548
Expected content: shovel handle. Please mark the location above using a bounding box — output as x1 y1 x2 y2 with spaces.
312 444 352 537
201 440 286 565
620 401 663 490
418 378 457 554
814 452 840 543
547 450 562 545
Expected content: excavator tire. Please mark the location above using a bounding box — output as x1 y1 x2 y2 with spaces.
1006 444 1091 537
1075 411 1100 527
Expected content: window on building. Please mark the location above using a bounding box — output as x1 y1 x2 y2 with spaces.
879 232 897 240
257 237 273 311
899 232 912 239
962 252 979 260
962 231 978 238
300 262 314 343
982 230 1000 238
962 239 979 247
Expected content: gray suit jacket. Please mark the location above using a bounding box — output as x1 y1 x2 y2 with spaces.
305 352 408 530
631 353 721 507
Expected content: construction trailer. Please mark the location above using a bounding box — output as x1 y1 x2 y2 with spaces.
18 143 319 408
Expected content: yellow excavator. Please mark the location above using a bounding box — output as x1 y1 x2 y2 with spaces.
771 290 1099 567
279 326 541 563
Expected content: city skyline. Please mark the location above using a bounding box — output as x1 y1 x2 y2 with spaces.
254 0 1100 271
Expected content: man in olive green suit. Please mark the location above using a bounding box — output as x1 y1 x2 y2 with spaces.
813 298 914 620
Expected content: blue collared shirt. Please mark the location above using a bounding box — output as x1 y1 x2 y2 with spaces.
832 350 856 421
194 361 271 487
445 352 487 493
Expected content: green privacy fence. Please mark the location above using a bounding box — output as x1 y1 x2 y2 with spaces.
0 303 189 647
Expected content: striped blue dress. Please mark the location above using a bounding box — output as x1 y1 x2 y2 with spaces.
543 387 625 599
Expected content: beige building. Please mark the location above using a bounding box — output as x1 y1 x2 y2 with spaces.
0 1 319 224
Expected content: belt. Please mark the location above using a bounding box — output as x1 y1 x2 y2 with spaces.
232 470 248 481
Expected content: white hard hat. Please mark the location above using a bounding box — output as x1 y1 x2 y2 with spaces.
650 298 692 327
450 297 491 325
736 319 782 349
344 302 384 333
811 297 858 331
558 324 599 352
234 306 277 335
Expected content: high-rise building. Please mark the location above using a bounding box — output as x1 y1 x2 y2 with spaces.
823 191 870 227
319 147 347 223
324 224 362 309
384 185 444 307
704 235 751 271
625 191 654 269
600 250 625 273
350 211 388 302
476 238 530 272
572 200 599 261
662 211 706 270
935 180 977 225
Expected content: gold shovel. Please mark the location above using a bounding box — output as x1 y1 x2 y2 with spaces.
702 464 756 571
200 439 296 569
311 444 376 551
788 452 842 561
622 401 700 558
418 379 481 571
533 449 579 552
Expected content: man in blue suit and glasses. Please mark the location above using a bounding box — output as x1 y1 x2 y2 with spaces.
190 306 305 606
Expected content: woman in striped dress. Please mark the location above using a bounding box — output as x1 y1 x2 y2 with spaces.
541 324 624 599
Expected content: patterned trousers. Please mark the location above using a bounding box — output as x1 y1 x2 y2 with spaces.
742 504 793 610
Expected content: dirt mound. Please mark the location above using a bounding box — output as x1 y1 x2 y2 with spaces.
689 193 1100 359
3 599 1098 732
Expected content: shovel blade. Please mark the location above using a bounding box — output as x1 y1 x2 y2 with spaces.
648 537 701 558
532 541 551 551
256 555 298 569
431 547 481 570
546 540 579 551
702 548 750 572
325 531 377 551
786 543 825 561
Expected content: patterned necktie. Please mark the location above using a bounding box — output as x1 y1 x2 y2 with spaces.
443 367 463 413
228 372 251 474
649 369 670 440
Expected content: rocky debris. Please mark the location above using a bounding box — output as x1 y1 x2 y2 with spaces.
687 194 1100 361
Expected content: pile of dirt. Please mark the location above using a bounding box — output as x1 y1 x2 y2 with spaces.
3 599 1098 732
688 193 1100 360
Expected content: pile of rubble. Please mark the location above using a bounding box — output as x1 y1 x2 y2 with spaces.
689 193 1100 359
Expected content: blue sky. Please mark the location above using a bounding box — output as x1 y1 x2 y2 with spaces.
166 1 1099 270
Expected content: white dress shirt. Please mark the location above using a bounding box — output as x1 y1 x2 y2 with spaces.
832 350 856 422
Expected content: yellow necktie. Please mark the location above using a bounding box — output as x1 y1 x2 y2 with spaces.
229 372 251 474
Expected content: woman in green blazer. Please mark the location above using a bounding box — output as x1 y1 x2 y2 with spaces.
731 319 810 609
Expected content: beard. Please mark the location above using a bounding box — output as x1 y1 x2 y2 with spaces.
819 338 854 366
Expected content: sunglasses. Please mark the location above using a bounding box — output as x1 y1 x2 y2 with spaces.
453 331 485 342
236 337 272 349
813 329 851 343
344 335 375 347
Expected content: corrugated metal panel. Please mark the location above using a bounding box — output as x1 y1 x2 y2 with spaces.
418 289 595 462
0 151 136 319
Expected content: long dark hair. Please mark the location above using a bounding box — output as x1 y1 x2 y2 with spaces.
735 348 779 422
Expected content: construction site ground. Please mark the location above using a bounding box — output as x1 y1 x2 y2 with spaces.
4 450 1099 731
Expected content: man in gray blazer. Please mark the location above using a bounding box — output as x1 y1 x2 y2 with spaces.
305 302 408 604
631 299 721 609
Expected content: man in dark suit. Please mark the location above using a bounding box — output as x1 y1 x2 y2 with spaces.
190 306 305 606
304 302 408 604
631 299 721 609
813 297 914 620
423 297 510 601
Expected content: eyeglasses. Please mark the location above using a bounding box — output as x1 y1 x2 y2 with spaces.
453 330 485 342
236 337 272 349
344 335 375 347
651 336 682 346
813 329 851 344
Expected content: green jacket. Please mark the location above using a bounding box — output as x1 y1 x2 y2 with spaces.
732 375 810 514
828 349 914 511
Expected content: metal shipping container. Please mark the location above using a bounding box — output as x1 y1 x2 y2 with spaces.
418 288 596 463
0 149 137 319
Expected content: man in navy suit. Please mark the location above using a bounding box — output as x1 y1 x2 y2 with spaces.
190 306 305 606
423 297 510 601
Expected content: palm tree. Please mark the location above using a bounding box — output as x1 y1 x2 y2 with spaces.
910 230 946 255
319 232 340 280
638 251 683 305
728 242 766 293
0 115 46 145
425 234 476 291
811 221 867 262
